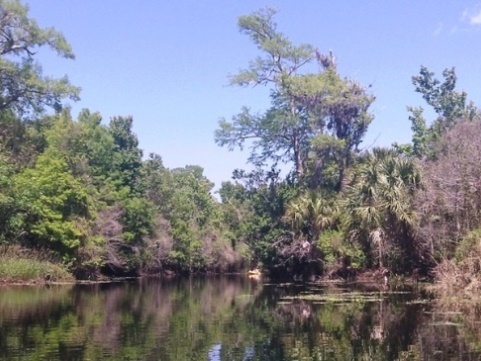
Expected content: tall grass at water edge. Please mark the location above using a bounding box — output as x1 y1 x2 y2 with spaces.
0 245 73 283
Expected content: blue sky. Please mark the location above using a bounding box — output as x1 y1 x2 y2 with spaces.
26 1 481 190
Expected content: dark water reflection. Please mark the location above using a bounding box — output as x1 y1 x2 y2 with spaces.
0 277 479 360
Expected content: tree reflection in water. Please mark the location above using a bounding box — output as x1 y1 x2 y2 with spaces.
0 278 480 360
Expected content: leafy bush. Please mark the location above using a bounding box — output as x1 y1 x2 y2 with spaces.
319 229 365 271
455 228 481 263
121 197 155 245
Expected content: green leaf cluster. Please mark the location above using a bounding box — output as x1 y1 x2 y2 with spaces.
0 0 80 116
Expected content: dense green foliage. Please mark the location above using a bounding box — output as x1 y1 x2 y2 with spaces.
1 1 481 282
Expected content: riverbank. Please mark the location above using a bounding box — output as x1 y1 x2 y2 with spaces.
0 258 74 284
0 247 74 285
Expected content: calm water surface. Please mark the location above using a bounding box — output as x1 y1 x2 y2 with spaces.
0 276 480 360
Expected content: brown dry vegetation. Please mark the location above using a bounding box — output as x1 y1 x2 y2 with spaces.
417 121 481 297
415 121 481 259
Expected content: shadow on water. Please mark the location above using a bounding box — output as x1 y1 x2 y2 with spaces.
0 278 480 360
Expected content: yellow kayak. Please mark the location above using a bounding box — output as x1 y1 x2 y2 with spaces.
248 269 261 276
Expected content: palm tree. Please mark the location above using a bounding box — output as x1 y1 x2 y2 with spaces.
343 148 421 270
285 190 338 243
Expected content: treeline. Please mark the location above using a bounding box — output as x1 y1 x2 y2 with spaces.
214 8 481 284
0 0 247 279
0 108 248 278
2 2 481 284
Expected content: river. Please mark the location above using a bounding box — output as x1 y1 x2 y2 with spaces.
0 276 479 360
